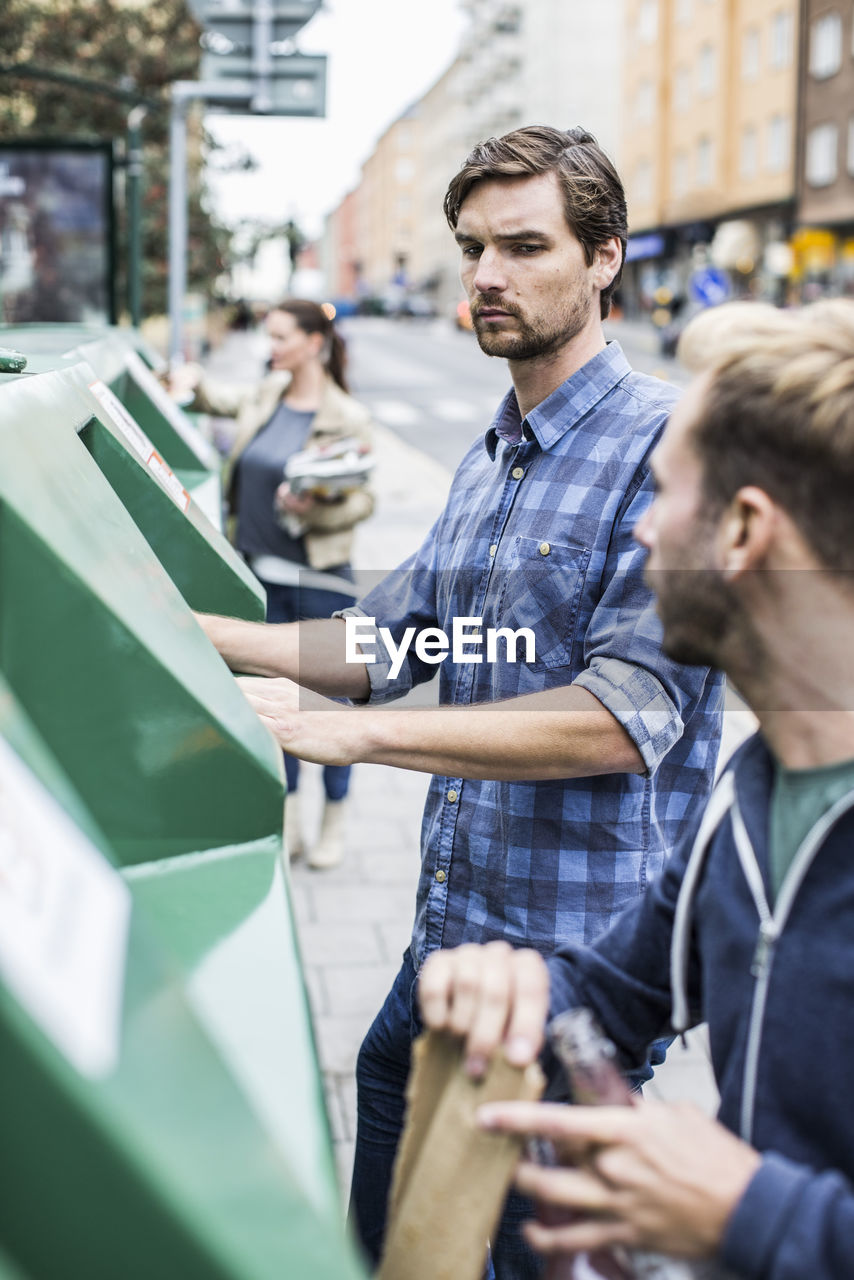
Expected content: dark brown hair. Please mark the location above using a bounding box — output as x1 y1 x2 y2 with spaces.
443 125 627 319
273 298 348 392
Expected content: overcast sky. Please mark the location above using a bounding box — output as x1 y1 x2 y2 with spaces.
205 0 468 238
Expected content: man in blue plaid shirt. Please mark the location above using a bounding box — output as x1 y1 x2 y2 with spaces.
202 125 724 1277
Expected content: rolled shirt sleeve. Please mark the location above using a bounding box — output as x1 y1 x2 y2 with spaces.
573 468 711 776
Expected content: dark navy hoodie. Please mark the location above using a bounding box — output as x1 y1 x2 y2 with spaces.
547 731 854 1279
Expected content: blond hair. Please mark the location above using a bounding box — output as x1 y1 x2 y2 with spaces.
684 300 854 572
676 301 793 372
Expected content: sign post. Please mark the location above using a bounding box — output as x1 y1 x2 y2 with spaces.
168 0 325 360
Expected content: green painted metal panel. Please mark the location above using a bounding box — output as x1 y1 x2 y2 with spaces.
0 351 369 1280
0 723 364 1280
0 533 364 1278
0 324 223 515
69 330 220 475
0 368 282 864
0 322 163 378
0 1244 30 1280
44 362 266 620
0 322 113 364
125 838 340 1220
78 418 263 617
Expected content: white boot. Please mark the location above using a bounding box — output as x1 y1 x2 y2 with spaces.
284 792 305 861
308 798 347 870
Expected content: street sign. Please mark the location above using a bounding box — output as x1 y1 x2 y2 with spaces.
189 0 321 47
168 0 325 357
689 265 730 307
198 52 326 115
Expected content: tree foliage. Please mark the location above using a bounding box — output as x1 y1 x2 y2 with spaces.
0 0 232 318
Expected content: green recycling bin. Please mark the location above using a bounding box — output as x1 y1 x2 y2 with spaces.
0 326 264 621
0 677 365 1279
0 324 221 520
0 365 366 1278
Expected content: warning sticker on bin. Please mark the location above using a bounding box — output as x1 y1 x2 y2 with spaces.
88 380 192 514
147 450 191 511
89 378 153 463
0 738 131 1079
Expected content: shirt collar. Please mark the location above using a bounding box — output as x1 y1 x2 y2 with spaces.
485 341 632 459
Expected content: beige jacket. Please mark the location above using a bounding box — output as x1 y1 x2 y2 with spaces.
192 371 375 571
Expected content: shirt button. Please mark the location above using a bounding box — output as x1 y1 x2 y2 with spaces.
489 544 497 557
435 869 447 883
539 542 551 556
447 789 458 803
512 466 524 480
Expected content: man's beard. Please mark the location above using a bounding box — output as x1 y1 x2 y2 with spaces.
645 567 738 668
471 292 592 361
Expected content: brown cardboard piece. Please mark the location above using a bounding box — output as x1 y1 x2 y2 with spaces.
377 1030 545 1280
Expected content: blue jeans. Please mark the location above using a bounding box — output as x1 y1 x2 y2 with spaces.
348 950 545 1279
261 573 354 802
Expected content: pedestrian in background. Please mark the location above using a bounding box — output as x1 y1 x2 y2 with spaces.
173 298 375 868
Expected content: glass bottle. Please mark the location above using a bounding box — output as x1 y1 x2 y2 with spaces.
537 1008 697 1280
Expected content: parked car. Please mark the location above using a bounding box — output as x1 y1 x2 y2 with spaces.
454 299 474 331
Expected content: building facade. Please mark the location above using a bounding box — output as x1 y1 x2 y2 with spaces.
795 0 854 298
620 0 799 315
323 0 625 316
323 0 854 320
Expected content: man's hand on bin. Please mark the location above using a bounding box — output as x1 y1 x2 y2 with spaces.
237 675 359 767
418 941 550 1079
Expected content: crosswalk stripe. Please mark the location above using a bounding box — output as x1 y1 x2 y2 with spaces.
432 398 478 422
370 399 421 427
370 396 501 430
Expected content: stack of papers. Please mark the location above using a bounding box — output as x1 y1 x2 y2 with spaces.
285 437 374 497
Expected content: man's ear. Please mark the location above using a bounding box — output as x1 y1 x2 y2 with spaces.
719 487 777 577
594 237 623 290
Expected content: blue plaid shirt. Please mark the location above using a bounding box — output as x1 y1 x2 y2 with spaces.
345 342 724 967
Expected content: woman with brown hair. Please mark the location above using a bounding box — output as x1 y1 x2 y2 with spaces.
178 299 375 868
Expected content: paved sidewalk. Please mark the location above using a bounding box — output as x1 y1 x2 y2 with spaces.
285 419 451 1193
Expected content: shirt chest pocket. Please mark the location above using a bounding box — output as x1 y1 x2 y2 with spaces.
493 536 592 671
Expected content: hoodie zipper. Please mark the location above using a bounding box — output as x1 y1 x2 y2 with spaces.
731 790 854 1143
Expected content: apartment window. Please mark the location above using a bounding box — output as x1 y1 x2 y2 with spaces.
676 0 693 24
847 117 854 175
806 122 839 185
494 4 522 33
637 0 658 44
742 27 760 80
698 43 717 96
740 126 758 179
672 150 689 197
395 158 415 183
674 65 692 111
634 158 653 205
636 78 655 122
810 11 842 78
697 135 715 186
770 10 794 67
766 114 790 173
